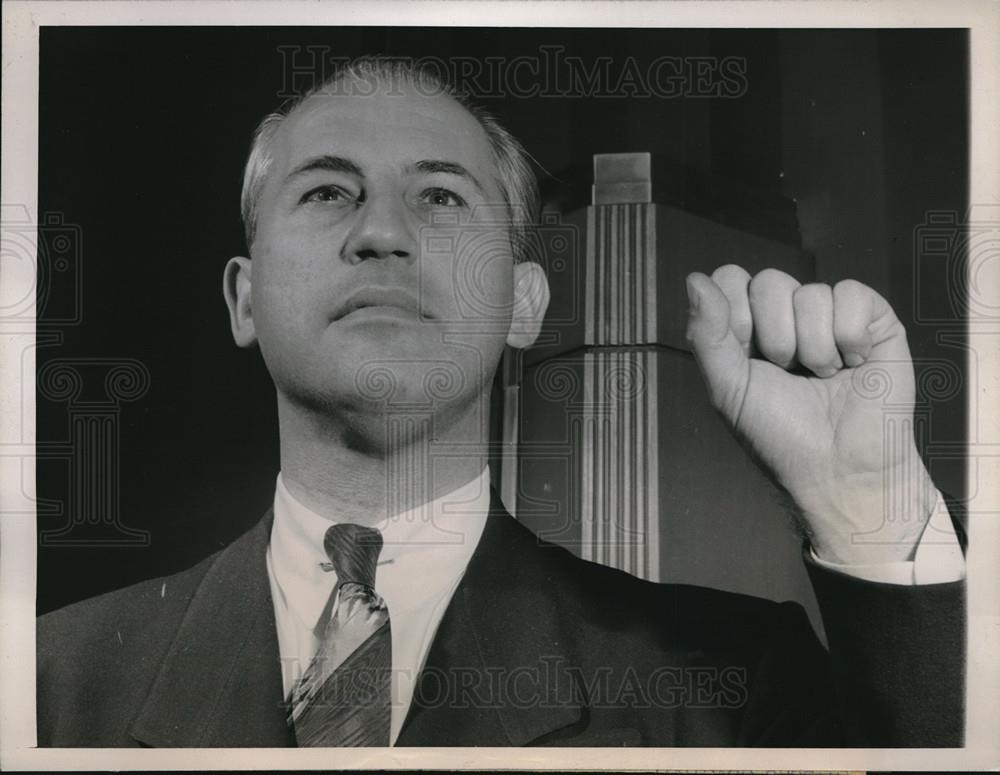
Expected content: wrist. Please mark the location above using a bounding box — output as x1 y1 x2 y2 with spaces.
799 463 937 566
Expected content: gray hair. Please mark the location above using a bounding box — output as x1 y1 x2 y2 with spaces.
239 56 539 262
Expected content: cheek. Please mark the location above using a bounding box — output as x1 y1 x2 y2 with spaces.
426 246 513 388
434 238 515 324
251 240 327 334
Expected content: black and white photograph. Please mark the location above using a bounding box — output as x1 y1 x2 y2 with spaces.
1 1 998 770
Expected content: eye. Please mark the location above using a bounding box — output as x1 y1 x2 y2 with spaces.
300 185 358 205
420 187 467 208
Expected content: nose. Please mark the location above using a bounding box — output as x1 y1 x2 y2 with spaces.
340 193 417 265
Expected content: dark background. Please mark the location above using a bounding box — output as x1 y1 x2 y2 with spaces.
36 27 968 617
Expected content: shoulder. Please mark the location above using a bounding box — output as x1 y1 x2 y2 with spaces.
526 524 833 721
38 551 216 653
502 513 809 651
37 511 272 654
36 548 222 703
36 512 274 746
35 550 222 746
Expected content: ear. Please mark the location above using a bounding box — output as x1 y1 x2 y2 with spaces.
223 256 257 348
506 261 550 349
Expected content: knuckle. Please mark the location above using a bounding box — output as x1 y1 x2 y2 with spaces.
833 317 866 345
791 288 810 312
748 267 798 302
711 264 751 285
758 335 796 365
730 309 753 341
797 342 834 369
753 267 796 286
793 282 831 307
833 277 867 300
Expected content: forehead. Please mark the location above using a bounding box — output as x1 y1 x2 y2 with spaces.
272 81 497 181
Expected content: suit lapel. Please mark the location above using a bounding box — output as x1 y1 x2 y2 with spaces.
129 495 587 748
129 511 293 747
396 492 583 746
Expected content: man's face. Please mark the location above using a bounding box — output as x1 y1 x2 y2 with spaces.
226 80 547 423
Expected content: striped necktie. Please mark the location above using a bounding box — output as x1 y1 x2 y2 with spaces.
288 523 392 747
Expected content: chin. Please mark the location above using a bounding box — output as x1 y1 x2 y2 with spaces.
306 340 482 413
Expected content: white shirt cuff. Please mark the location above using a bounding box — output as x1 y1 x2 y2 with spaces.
809 490 966 585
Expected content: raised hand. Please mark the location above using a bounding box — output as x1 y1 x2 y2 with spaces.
685 266 936 565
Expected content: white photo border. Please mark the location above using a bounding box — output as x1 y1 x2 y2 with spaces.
2 0 998 770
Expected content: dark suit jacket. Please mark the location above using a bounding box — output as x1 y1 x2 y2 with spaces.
37 491 965 747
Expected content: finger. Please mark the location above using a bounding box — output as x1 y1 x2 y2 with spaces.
748 268 800 369
832 279 874 366
833 278 910 366
685 272 750 420
711 264 753 355
793 283 843 377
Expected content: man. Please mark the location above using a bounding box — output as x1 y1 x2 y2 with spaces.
37 57 965 748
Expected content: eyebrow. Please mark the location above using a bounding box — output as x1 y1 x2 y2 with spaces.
412 159 487 196
283 155 487 196
285 155 364 183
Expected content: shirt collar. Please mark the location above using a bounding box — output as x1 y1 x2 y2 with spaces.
268 467 491 633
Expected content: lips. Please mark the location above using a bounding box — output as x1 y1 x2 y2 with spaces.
333 288 428 321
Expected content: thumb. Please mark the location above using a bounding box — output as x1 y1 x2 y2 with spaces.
685 272 750 420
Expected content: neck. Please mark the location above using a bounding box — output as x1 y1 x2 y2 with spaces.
276 390 492 526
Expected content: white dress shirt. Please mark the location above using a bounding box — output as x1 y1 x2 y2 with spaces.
267 467 490 744
267 470 964 746
809 489 966 584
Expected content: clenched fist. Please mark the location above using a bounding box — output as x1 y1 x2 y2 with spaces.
685 266 937 565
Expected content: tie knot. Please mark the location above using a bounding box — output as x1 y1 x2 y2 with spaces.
323 523 383 587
